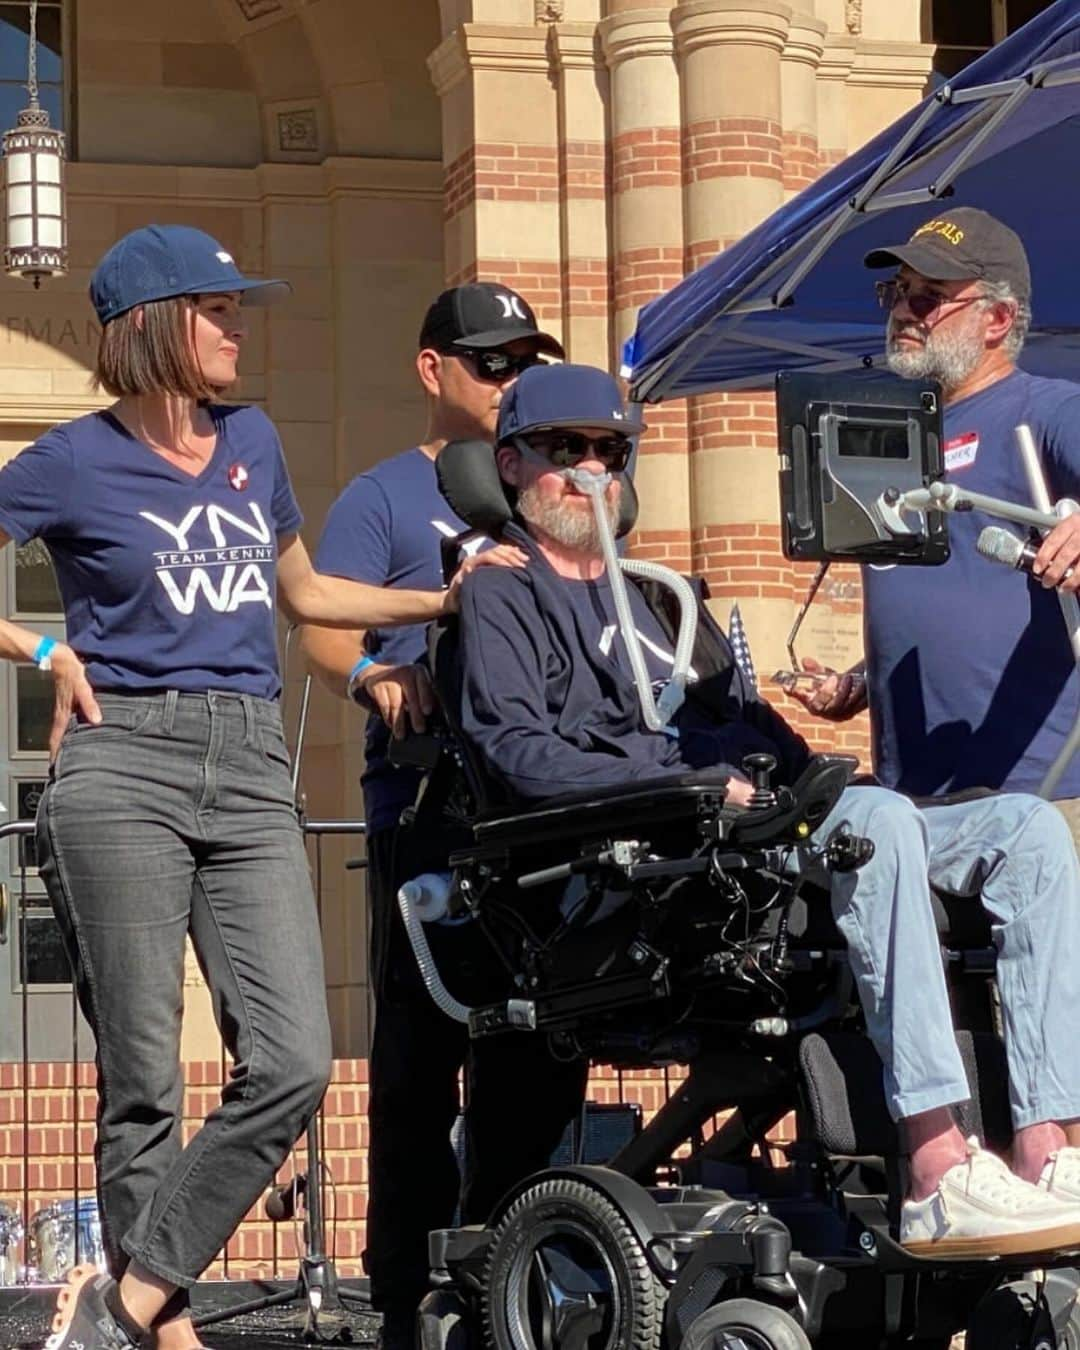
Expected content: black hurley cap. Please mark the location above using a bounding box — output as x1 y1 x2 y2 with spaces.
864 207 1031 302
419 282 565 357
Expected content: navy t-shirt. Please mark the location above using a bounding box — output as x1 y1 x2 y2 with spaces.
863 369 1080 798
314 447 474 833
0 404 301 700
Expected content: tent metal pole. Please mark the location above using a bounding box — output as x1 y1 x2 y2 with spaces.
948 76 1027 103
867 79 1031 213
772 93 948 309
1040 65 1080 89
925 79 1033 196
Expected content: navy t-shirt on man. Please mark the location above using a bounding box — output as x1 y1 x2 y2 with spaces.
0 404 302 700
314 447 476 833
863 369 1080 798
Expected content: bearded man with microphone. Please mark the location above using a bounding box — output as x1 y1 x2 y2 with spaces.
786 208 1080 835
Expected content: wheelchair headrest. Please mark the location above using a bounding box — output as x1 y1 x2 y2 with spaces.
436 438 639 541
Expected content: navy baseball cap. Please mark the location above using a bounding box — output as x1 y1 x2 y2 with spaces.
496 363 645 445
420 282 564 357
90 224 291 325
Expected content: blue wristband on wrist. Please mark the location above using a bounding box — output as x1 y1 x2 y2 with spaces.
347 655 375 700
33 636 57 670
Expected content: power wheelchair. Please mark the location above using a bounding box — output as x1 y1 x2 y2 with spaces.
391 437 1080 1350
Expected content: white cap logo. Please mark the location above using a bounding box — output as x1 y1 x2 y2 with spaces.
494 292 528 321
216 250 234 264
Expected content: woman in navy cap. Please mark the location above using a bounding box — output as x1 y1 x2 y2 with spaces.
0 224 520 1350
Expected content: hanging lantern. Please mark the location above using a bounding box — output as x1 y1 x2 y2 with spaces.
3 0 66 287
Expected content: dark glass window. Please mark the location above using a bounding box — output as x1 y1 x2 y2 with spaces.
1007 0 1052 32
929 0 1056 79
14 538 60 614
932 0 993 48
20 908 71 985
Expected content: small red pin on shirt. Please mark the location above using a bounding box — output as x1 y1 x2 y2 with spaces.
228 463 250 491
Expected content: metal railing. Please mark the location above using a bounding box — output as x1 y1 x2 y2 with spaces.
0 816 370 1295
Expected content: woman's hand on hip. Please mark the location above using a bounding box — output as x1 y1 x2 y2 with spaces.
49 645 101 760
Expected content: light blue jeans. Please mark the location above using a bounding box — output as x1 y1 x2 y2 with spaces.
809 786 1080 1129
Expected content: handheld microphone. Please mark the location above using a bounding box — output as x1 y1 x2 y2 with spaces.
976 525 1038 574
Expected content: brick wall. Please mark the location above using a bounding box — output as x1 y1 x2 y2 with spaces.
1 1060 794 1285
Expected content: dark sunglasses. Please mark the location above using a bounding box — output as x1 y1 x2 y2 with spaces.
521 430 633 472
875 277 982 322
445 346 544 382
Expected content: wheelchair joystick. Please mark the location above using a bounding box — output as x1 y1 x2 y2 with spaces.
743 753 778 810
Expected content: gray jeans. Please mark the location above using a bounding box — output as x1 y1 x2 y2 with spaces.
815 786 1080 1128
37 690 332 1292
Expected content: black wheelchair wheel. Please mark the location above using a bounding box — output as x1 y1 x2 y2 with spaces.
967 1277 1080 1350
681 1299 811 1350
481 1177 665 1350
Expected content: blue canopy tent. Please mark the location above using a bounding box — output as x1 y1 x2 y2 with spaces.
624 0 1080 403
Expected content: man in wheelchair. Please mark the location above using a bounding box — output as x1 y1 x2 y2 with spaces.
436 360 1080 1266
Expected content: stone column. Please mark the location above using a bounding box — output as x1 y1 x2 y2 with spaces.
429 22 565 342
673 0 795 669
780 12 827 197
816 31 857 169
551 22 611 368
599 8 691 572
674 1 791 269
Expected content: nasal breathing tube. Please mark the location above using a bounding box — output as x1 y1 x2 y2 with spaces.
521 444 699 732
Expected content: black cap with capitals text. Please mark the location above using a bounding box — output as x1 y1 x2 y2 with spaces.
864 207 1031 302
419 282 565 357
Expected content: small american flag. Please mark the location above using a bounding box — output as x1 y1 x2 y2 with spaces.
728 602 758 692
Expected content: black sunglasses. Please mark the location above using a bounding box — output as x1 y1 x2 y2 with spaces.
875 277 982 322
521 430 633 472
445 346 544 383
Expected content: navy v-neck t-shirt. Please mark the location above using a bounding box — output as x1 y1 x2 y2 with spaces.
0 404 302 699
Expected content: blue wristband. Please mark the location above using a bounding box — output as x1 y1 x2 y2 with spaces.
33 636 57 670
347 655 375 701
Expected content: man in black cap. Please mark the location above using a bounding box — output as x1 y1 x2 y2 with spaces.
301 283 579 1349
784 207 1080 830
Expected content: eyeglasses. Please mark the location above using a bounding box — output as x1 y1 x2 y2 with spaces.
445 346 544 383
875 278 983 322
521 430 634 472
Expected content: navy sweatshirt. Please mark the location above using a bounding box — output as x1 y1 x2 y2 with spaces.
457 525 812 802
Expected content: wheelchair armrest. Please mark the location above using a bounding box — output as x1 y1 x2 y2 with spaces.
471 770 733 850
727 754 857 847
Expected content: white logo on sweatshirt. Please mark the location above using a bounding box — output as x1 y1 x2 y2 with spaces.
599 624 698 681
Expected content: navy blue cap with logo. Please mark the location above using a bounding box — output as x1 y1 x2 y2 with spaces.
89 224 291 325
497 363 645 445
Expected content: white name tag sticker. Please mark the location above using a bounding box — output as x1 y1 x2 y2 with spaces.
944 431 979 473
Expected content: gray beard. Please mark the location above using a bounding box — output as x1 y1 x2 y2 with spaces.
517 479 620 555
886 314 985 390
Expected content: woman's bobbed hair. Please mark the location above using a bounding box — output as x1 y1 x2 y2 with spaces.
93 295 221 400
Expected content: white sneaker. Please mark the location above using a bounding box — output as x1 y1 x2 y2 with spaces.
901 1139 1080 1258
1038 1146 1080 1207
